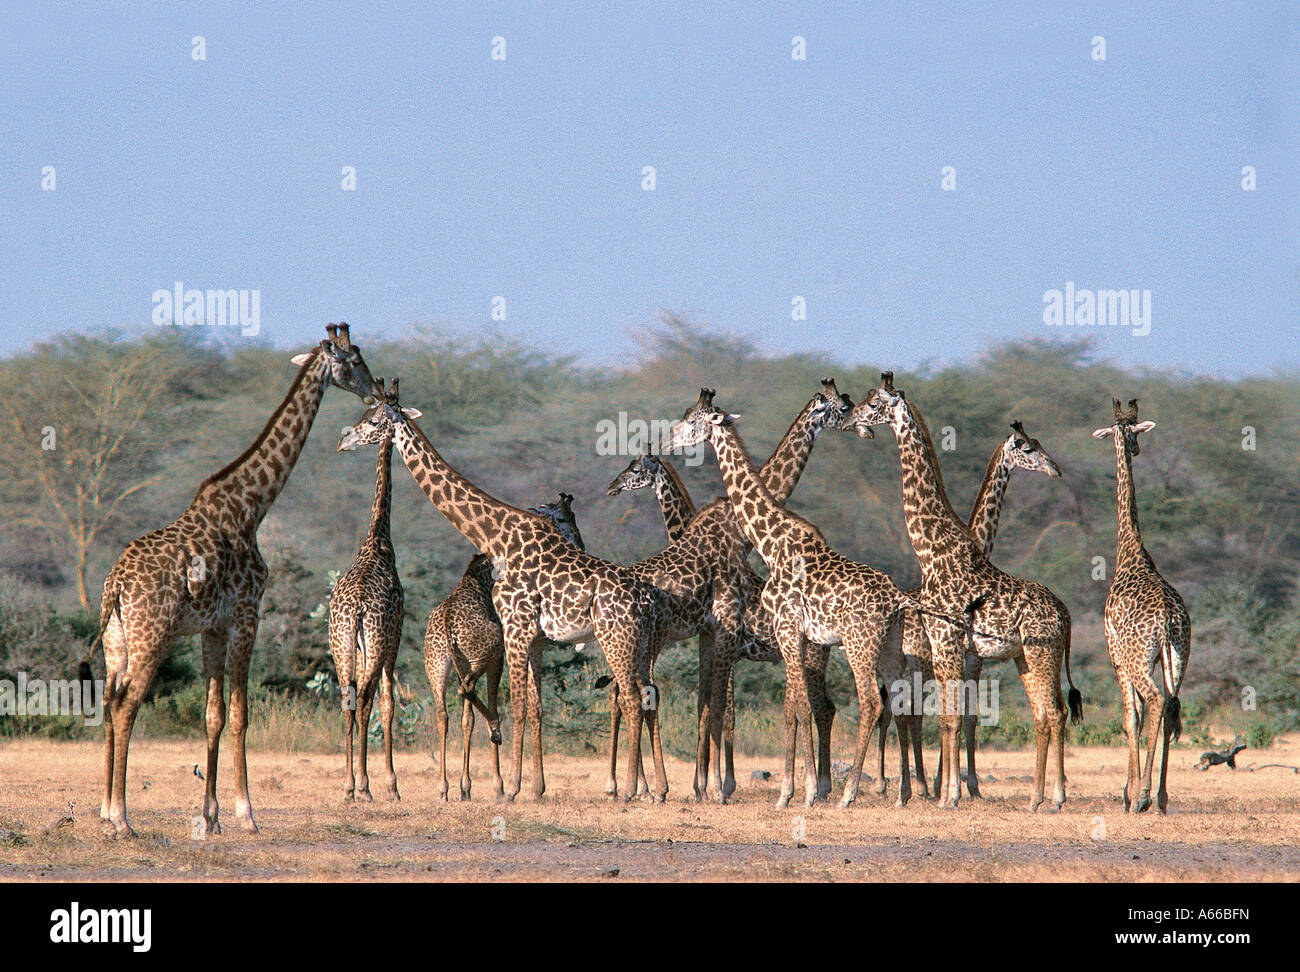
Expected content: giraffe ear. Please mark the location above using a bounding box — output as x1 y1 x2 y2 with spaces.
1133 420 1156 434
400 407 423 419
1091 427 1114 439
291 352 312 367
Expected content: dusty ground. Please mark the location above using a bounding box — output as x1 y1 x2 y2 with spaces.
1 735 1298 882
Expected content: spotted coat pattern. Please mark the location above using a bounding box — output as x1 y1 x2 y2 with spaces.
424 493 586 801
94 325 378 837
341 395 675 803
1094 399 1190 814
846 374 1073 811
669 391 913 809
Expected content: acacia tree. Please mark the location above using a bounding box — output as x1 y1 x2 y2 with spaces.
0 333 194 608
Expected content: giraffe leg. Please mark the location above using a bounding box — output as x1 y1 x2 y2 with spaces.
722 664 737 798
645 682 670 804
501 629 532 802
1051 697 1068 811
525 645 546 800
459 691 475 801
926 620 965 810
432 654 451 802
840 630 883 809
894 703 914 809
100 617 126 822
355 681 377 801
693 636 713 802
963 655 983 798
226 607 262 832
605 680 621 797
1156 708 1174 814
807 649 835 801
379 663 399 800
875 682 892 797
1135 691 1163 814
777 670 799 809
1119 678 1140 812
108 687 144 838
705 634 737 803
1015 657 1052 813
485 652 505 797
100 685 116 822
907 715 930 798
198 630 230 834
619 678 645 803
342 692 357 801
106 628 165 839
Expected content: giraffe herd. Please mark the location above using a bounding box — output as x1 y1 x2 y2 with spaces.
91 325 1192 838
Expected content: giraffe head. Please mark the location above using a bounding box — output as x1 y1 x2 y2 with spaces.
291 323 383 403
665 388 735 450
605 455 663 496
843 371 905 437
527 492 586 550
1004 420 1062 477
1091 398 1155 456
336 377 423 451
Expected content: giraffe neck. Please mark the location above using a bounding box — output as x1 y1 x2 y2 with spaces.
1111 431 1145 561
193 347 330 533
966 441 1013 558
708 421 799 565
391 417 530 557
362 434 395 555
653 460 697 543
757 396 826 504
890 398 979 568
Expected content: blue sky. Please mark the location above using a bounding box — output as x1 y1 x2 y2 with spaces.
1 1 1295 376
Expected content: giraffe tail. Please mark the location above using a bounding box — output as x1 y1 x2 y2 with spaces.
1163 696 1182 743
1064 630 1084 725
81 584 118 666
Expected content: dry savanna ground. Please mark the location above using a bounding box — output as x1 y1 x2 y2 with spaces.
2 734 1298 882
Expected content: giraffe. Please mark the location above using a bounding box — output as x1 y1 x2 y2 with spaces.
1093 398 1190 813
421 492 586 801
667 389 915 808
606 382 850 802
329 377 405 803
605 452 832 800
338 390 675 802
607 454 698 541
878 420 1077 805
92 324 379 837
845 373 1075 811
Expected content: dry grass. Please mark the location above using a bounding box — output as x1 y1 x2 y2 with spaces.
1 733 1298 882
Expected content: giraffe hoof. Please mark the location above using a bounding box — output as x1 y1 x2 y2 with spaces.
238 817 258 834
358 790 373 803
207 818 222 836
1135 796 1152 814
111 821 137 839
459 789 471 802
